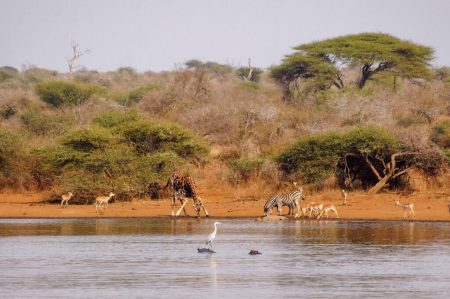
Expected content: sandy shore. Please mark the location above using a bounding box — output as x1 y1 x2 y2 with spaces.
1 190 449 221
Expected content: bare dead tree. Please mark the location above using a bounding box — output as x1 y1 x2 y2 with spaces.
67 41 90 73
243 58 254 81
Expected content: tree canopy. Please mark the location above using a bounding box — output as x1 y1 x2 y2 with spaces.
271 33 434 94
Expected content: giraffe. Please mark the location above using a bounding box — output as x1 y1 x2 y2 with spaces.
164 170 209 218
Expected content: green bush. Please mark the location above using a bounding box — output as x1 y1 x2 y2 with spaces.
36 81 102 107
31 116 208 200
61 128 115 152
114 84 160 106
0 128 22 172
21 108 74 136
121 120 208 160
0 128 29 189
0 66 19 82
276 132 344 183
276 127 399 184
92 110 139 129
431 119 450 148
229 157 265 182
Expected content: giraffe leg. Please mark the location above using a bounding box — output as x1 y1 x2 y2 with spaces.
196 197 209 217
171 191 176 217
176 198 189 217
179 196 188 216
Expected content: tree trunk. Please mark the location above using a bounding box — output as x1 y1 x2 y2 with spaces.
358 64 373 88
368 174 391 195
358 72 371 88
367 152 416 195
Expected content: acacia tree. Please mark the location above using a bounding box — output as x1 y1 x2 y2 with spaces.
272 33 434 95
271 54 343 98
297 33 434 88
276 127 444 194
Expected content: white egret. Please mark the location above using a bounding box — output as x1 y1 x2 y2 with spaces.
206 221 222 250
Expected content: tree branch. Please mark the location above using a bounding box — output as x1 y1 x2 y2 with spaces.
391 167 413 179
363 153 383 180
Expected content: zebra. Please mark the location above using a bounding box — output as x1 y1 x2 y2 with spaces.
263 183 305 217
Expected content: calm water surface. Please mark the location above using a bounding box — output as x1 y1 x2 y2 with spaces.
1 218 450 298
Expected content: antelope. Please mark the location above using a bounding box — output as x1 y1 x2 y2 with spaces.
317 204 339 219
299 202 323 219
60 192 73 208
95 192 115 211
341 189 348 205
395 199 415 219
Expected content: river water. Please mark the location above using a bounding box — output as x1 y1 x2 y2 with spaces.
1 218 449 298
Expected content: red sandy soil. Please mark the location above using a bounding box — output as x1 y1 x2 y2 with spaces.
1 188 449 221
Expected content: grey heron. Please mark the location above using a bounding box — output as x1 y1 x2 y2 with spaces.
206 221 222 250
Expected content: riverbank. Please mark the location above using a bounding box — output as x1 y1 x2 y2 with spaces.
1 189 449 221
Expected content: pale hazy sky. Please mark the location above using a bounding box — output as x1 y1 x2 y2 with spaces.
1 0 450 72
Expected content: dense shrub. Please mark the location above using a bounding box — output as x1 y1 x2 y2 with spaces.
0 128 22 172
121 120 208 161
431 119 450 148
21 108 74 136
0 128 29 189
277 127 401 183
36 81 102 107
31 116 208 200
92 109 139 128
61 128 115 152
0 66 19 82
277 126 445 190
276 132 344 183
114 84 160 106
228 157 266 182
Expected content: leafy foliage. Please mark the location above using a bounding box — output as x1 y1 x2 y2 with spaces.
114 84 160 106
276 131 344 183
0 128 28 189
21 108 74 136
121 120 208 161
276 127 401 184
92 109 139 128
296 33 434 88
228 157 266 182
272 33 434 97
271 54 343 96
431 119 450 149
36 81 102 107
0 66 19 82
30 114 208 199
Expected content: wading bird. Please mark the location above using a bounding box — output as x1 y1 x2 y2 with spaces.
206 222 222 250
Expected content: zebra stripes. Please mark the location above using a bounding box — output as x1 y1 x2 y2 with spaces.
263 188 305 216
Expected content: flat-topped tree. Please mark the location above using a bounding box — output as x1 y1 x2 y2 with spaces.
296 33 434 88
271 53 343 98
